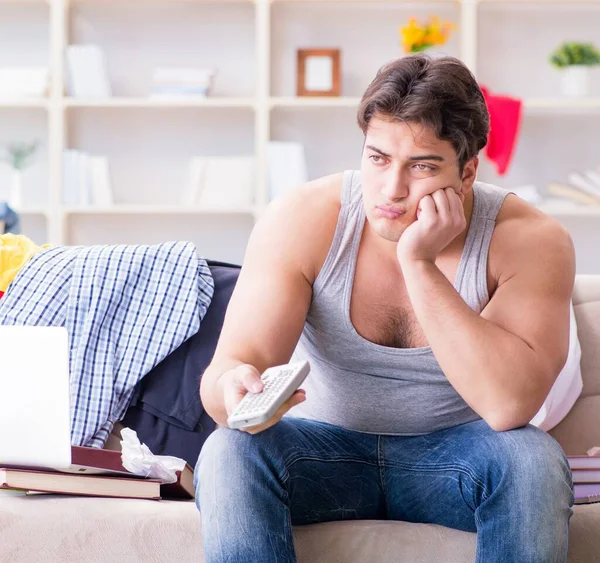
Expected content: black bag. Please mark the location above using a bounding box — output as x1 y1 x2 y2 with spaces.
120 260 241 467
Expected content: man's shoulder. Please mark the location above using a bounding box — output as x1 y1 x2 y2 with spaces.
495 192 572 247
257 173 346 283
276 172 344 214
490 192 574 281
264 172 344 237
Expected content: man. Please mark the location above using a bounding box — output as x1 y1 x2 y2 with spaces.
196 55 575 563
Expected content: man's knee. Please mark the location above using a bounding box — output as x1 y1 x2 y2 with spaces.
506 426 570 480
490 425 573 509
196 425 287 490
198 428 254 480
497 426 573 560
195 428 257 511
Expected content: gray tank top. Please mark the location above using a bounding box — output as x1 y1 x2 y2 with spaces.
289 170 510 435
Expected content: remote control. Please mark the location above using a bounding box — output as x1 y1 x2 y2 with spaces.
227 360 310 430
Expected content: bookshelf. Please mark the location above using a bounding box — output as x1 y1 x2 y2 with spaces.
63 205 257 215
537 203 600 217
1 0 600 269
63 98 258 108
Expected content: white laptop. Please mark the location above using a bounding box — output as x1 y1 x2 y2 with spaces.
0 326 72 469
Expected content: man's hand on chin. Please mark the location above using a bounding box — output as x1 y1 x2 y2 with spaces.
396 187 466 266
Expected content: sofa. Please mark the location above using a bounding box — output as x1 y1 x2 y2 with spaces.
1 275 600 563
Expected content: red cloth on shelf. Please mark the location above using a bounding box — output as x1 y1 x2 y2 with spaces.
480 86 523 176
0 291 3 299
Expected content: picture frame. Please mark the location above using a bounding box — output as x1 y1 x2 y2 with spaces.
296 49 341 97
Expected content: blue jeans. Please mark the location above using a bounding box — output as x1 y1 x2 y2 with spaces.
195 418 573 563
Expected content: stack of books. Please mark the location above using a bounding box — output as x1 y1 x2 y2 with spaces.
547 169 600 207
0 446 194 501
150 67 217 99
66 45 112 99
267 141 308 202
569 455 600 504
63 150 113 207
0 67 50 99
182 156 255 208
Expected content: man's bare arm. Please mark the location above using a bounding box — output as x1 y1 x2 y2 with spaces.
200 176 341 426
402 210 575 432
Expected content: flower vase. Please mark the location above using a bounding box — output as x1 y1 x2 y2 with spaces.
9 170 23 210
561 66 590 98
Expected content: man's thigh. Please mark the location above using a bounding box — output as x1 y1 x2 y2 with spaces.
198 416 386 525
277 418 386 525
379 419 571 532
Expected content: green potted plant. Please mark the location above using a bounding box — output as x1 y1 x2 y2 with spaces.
0 141 39 210
549 42 600 97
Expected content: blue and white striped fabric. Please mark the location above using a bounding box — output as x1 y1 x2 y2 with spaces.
0 241 214 447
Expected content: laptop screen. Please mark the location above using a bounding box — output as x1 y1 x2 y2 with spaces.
0 326 72 469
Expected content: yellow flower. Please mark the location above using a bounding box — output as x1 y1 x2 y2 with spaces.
423 16 444 45
400 18 427 53
400 15 455 53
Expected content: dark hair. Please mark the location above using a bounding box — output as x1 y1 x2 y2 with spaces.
357 54 489 172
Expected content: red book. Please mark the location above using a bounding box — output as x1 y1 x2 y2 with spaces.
68 446 194 499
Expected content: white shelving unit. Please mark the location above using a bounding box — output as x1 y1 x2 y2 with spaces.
1 0 600 267
537 203 600 217
63 98 258 108
0 99 50 108
63 205 258 215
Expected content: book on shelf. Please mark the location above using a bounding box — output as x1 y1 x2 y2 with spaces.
151 67 217 99
0 67 50 99
266 141 308 202
567 171 600 201
0 467 161 500
66 44 112 99
182 156 255 209
89 156 113 206
63 150 90 206
182 157 207 206
200 157 254 209
63 150 113 207
547 183 600 206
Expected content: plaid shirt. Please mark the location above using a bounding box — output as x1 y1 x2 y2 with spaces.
0 242 214 447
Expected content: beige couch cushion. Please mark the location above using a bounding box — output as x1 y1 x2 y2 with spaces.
1 495 599 563
550 276 600 454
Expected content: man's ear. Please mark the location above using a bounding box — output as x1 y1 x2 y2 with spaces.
460 156 478 194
